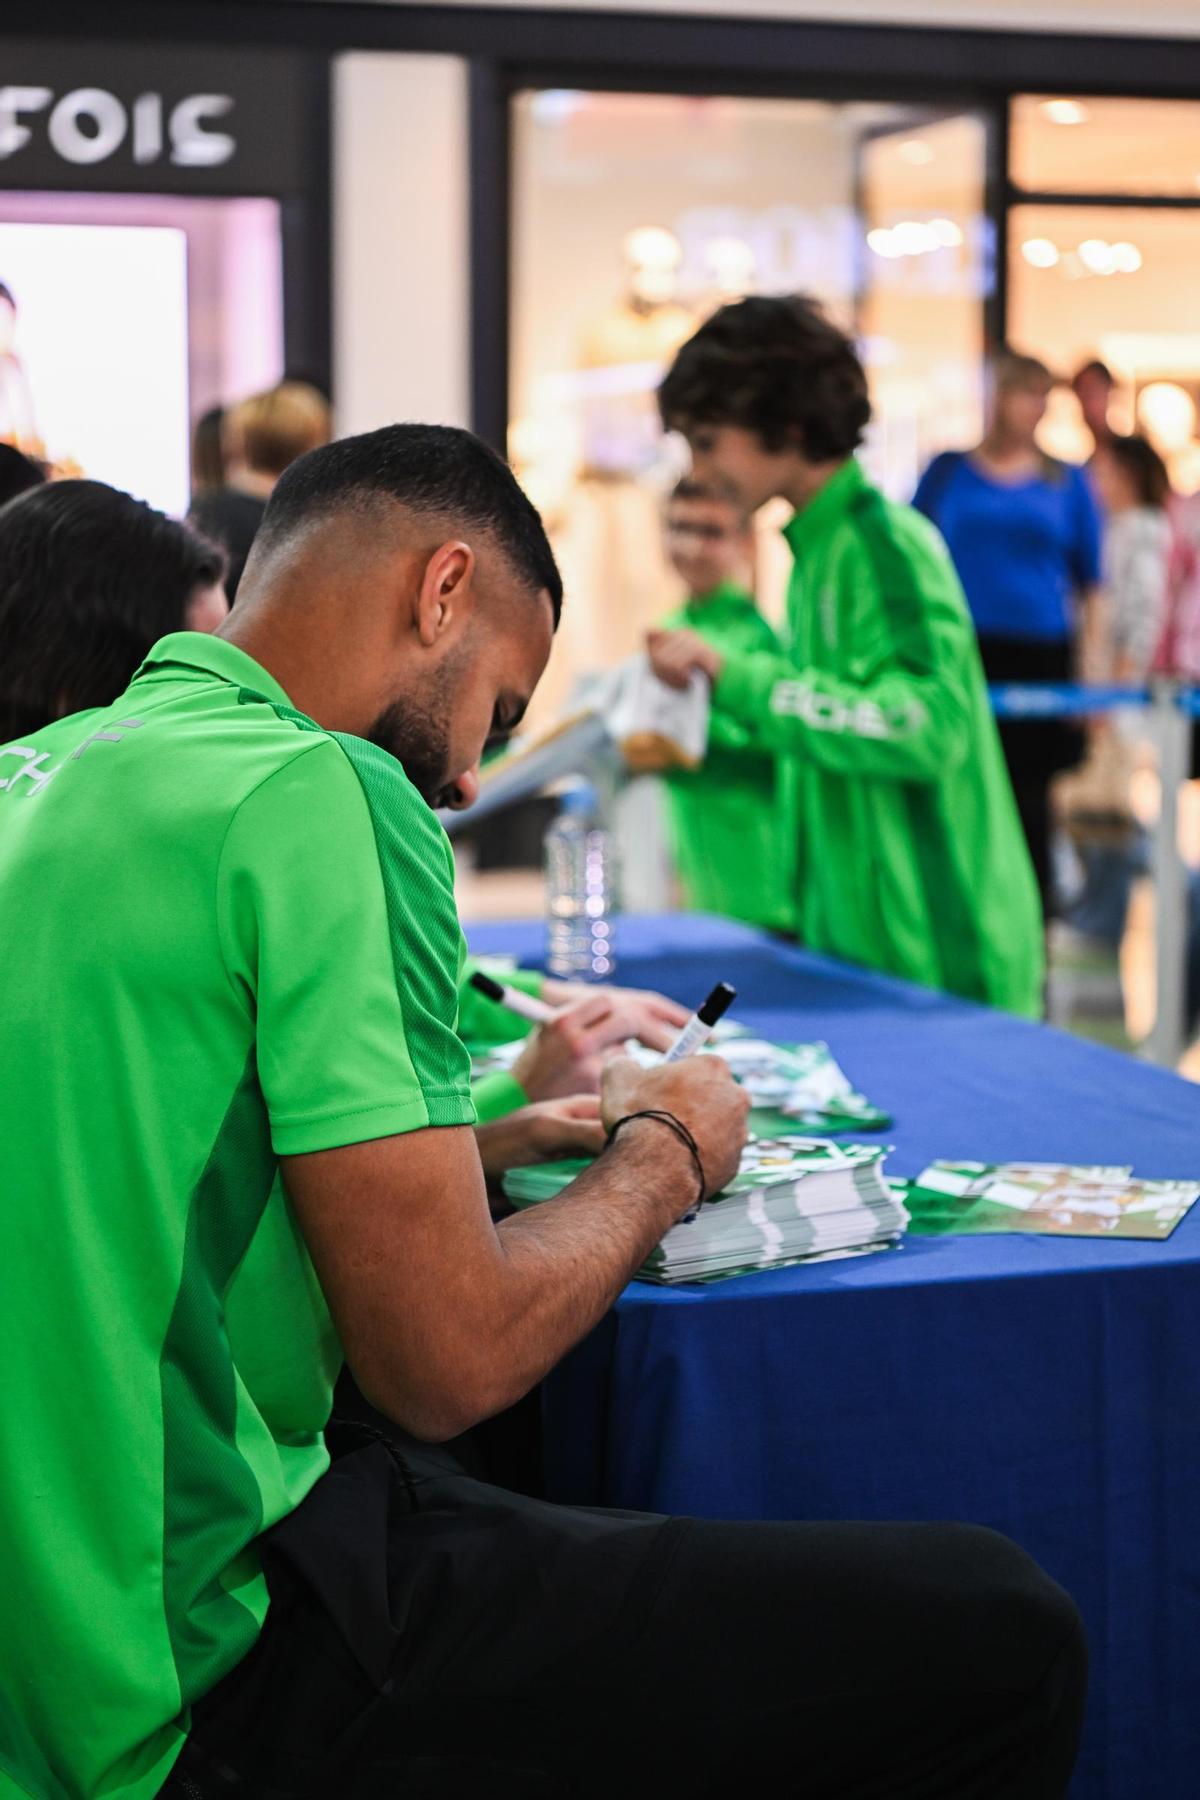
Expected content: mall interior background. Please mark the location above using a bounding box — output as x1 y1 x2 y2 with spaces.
4 0 1200 1047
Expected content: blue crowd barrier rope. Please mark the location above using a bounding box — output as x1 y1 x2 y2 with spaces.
988 682 1151 718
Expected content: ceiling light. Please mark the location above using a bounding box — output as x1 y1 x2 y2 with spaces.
898 139 934 165
1078 238 1116 275
1021 237 1060 269
1039 99 1089 126
930 218 964 248
1111 241 1142 274
866 227 900 259
891 220 938 255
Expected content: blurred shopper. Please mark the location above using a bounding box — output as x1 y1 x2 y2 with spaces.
0 480 227 741
649 296 1042 1015
1093 434 1172 683
0 442 45 507
190 380 332 602
190 404 226 498
1058 438 1171 946
655 475 794 931
914 351 1103 917
1072 359 1119 488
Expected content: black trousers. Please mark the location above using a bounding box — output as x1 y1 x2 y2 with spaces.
976 635 1084 922
161 1419 1086 1799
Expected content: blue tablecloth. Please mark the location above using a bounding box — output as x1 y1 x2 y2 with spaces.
466 914 1200 1800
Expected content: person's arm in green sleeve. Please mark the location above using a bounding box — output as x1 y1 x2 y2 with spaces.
712 634 973 782
471 1069 530 1123
667 590 785 765
652 561 973 784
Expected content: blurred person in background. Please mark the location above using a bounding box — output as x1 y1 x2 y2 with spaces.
0 442 45 507
1093 434 1172 683
914 350 1104 919
0 480 227 742
1072 359 1119 489
649 296 1041 1016
653 474 794 931
190 404 226 498
1059 437 1172 946
190 380 332 602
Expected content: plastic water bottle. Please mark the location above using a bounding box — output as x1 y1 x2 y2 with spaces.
544 783 618 981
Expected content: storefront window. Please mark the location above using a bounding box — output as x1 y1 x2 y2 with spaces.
1008 92 1200 491
1011 95 1200 200
510 90 989 719
0 190 284 516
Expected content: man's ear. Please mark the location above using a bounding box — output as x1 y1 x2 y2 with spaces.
416 541 475 647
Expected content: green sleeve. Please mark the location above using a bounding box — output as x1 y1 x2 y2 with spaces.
218 739 476 1155
713 548 973 783
471 1070 530 1122
675 591 785 762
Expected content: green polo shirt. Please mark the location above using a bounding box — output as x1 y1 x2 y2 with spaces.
711 459 1043 1014
0 634 476 1800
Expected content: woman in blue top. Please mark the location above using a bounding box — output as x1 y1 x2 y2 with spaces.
914 350 1103 916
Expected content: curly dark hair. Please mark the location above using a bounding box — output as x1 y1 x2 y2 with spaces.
659 294 872 461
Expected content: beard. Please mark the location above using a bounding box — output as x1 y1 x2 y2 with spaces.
367 655 461 808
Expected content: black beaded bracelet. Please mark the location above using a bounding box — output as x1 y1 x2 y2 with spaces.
605 1108 707 1216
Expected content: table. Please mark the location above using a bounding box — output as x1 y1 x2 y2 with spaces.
466 913 1200 1800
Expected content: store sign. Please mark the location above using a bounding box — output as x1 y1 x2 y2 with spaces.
0 88 235 170
0 41 317 193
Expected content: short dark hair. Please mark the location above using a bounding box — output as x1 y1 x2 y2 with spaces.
1110 433 1171 509
659 294 871 461
255 423 562 625
0 479 226 742
0 443 46 508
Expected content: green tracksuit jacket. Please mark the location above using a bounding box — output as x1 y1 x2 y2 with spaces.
659 584 795 933
711 458 1043 1015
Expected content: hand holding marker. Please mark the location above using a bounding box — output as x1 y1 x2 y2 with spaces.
468 968 737 1218
468 968 557 1026
468 968 737 1053
661 981 737 1062
662 981 738 1220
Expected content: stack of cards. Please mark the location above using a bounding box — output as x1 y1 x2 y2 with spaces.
503 1136 908 1284
905 1160 1200 1240
471 1027 889 1135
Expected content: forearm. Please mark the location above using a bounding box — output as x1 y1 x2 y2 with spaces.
373 1126 696 1438
487 1125 693 1383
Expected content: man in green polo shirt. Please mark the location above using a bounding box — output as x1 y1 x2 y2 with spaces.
0 424 1083 1797
649 294 1043 1017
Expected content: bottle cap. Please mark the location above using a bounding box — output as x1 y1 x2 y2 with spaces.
559 782 596 817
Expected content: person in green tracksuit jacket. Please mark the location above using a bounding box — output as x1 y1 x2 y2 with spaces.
648 294 1043 1017
657 476 795 932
